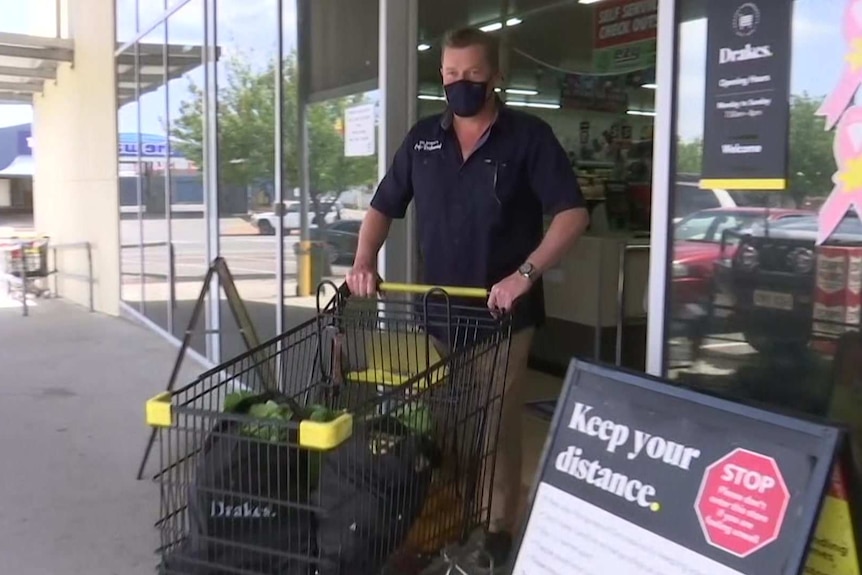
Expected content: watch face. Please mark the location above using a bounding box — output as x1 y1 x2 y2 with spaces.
519 263 534 277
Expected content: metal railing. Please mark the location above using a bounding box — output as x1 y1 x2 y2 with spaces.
120 241 177 334
615 243 650 367
52 242 95 313
590 242 650 367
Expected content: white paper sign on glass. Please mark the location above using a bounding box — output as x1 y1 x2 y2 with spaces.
344 104 377 158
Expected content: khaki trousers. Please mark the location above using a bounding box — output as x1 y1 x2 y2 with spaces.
431 327 535 535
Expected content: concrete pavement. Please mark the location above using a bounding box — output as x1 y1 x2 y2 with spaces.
0 298 205 575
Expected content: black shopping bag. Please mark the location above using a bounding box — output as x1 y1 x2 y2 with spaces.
315 416 441 575
159 392 315 575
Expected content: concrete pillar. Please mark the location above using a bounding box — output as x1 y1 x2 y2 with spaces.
32 0 119 315
378 0 418 284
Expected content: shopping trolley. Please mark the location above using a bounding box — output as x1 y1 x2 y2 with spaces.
146 281 513 575
2 236 50 299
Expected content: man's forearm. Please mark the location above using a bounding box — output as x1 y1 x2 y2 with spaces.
526 207 589 275
354 207 393 269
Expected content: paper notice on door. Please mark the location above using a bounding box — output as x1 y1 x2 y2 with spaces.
344 104 376 157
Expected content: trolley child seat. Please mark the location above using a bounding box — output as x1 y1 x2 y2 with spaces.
145 281 513 575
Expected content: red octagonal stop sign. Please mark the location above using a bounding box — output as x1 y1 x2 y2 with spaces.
694 448 790 558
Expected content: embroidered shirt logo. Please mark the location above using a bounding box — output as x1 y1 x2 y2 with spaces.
414 140 443 152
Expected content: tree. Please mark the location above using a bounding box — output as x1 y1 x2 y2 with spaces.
170 51 378 214
676 137 703 174
787 93 835 205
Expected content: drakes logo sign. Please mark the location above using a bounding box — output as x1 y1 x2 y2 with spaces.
733 3 761 37
719 43 773 64
211 501 276 518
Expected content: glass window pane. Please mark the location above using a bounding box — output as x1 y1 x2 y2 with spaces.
117 45 143 309
284 0 379 332
116 0 137 44
138 24 169 331
214 0 280 359
138 0 167 33
666 1 862 474
167 0 206 354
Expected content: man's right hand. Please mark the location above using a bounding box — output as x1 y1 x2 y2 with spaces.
346 265 379 298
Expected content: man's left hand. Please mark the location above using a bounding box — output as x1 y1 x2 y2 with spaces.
488 271 532 315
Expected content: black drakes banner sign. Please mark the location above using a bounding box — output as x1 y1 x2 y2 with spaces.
512 360 842 575
700 0 793 191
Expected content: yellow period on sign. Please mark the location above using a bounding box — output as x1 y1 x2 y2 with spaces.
804 464 859 575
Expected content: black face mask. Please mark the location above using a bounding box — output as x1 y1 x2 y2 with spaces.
444 79 490 118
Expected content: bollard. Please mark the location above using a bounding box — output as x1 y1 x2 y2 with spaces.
296 241 332 296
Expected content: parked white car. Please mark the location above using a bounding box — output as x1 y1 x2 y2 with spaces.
250 201 341 235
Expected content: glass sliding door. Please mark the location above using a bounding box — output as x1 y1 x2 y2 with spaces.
660 0 862 471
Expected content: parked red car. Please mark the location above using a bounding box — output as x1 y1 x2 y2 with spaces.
672 208 811 308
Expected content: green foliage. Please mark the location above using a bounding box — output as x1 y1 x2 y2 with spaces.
170 51 378 201
676 137 703 174
787 93 835 204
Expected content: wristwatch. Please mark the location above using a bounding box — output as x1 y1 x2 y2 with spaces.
518 262 537 282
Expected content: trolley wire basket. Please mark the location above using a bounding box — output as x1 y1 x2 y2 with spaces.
3 237 49 279
147 281 513 575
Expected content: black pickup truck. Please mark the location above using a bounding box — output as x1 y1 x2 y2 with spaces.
711 213 862 355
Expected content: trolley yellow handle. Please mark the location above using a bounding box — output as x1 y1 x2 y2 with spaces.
378 282 489 299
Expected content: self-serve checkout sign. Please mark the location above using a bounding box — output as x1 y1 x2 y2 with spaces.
511 360 851 575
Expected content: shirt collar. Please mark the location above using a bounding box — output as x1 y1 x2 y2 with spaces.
440 96 507 131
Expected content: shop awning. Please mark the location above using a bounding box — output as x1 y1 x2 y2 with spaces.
115 43 219 106
0 32 74 105
0 155 34 177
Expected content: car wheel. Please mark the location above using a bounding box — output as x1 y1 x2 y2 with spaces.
257 220 275 235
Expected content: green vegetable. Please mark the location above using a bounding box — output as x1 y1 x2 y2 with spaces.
309 404 335 422
223 390 257 413
393 401 433 435
223 394 340 442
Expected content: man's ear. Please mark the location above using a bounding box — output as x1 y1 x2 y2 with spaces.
493 70 505 90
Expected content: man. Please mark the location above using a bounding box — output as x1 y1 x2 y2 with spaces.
346 27 588 567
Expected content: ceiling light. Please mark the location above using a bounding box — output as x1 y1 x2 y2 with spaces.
508 101 560 110
506 88 539 96
578 0 605 4
506 18 523 26
418 43 431 52
627 109 656 117
479 22 504 32
418 94 446 101
494 88 502 93
642 83 657 89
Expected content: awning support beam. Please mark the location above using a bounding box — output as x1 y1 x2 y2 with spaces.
0 81 44 92
0 65 56 80
0 93 33 103
0 43 72 62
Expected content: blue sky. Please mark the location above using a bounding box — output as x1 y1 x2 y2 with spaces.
0 0 854 142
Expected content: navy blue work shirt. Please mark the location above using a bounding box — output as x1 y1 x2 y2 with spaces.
371 102 585 340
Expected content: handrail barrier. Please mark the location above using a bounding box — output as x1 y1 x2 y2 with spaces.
51 242 95 313
615 244 650 367
120 241 177 333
